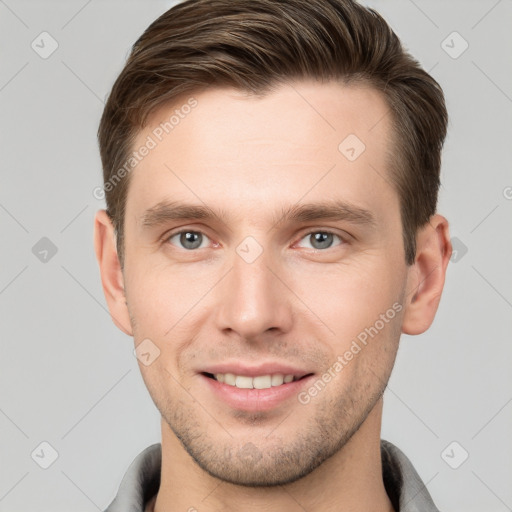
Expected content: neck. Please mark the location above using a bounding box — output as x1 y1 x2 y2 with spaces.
152 399 393 512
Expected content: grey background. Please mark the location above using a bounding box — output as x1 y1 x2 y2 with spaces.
1 0 511 510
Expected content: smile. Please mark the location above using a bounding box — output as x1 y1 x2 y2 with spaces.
204 372 301 389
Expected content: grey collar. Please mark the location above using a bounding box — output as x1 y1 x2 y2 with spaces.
104 440 439 512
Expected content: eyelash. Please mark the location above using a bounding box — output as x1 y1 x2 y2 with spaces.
163 228 347 251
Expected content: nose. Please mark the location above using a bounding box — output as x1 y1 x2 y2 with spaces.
214 244 294 341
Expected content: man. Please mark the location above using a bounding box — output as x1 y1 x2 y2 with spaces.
94 0 452 510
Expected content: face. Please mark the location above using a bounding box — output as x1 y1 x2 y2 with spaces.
121 81 410 486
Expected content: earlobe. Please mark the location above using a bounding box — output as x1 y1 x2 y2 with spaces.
94 210 133 336
402 214 452 335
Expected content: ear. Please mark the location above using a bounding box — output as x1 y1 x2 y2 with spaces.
402 214 452 335
93 210 133 336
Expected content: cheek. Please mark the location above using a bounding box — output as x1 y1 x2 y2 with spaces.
290 256 405 341
125 259 205 331
124 260 219 378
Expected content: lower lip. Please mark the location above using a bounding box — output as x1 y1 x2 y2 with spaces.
200 374 314 412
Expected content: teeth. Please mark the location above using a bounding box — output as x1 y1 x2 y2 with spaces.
271 374 284 386
213 373 297 389
235 375 253 389
224 373 236 386
253 375 272 389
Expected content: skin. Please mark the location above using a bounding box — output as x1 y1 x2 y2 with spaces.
94 80 452 512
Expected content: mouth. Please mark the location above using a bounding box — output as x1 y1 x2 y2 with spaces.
198 362 316 412
201 372 314 390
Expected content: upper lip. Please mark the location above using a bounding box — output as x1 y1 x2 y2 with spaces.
200 362 313 379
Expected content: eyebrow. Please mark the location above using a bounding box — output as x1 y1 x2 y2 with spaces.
140 199 376 230
273 201 376 229
141 201 228 229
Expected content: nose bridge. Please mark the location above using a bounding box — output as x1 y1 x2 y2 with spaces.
215 239 292 338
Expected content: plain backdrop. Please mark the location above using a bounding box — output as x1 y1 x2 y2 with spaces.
1 0 511 510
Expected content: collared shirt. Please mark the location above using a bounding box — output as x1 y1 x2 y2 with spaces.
103 440 440 512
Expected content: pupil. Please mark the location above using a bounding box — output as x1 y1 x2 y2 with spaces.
313 232 332 249
182 231 201 249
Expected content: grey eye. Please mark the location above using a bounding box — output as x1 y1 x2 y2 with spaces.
310 232 334 249
168 231 208 250
297 231 343 250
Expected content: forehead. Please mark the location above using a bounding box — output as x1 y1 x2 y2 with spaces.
126 80 396 225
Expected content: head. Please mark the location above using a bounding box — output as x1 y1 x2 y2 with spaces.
95 0 451 487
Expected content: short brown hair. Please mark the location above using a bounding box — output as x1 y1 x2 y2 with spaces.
98 0 448 267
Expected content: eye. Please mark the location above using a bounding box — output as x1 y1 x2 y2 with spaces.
166 230 211 250
296 230 345 250
164 229 345 251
